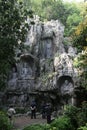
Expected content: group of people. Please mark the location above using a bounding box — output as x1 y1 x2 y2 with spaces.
30 101 52 124
7 101 52 125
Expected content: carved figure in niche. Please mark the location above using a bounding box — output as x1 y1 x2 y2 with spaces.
43 39 52 58
46 42 52 58
21 62 32 78
61 80 73 95
19 95 25 107
45 39 52 58
8 67 18 88
9 66 17 79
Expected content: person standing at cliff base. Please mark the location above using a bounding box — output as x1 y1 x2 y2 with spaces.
30 100 36 119
41 101 46 119
7 105 16 124
45 103 52 124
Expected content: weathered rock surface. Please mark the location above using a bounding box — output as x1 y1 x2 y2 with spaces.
1 17 80 111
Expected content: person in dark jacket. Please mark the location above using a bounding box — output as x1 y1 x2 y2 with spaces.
45 103 52 124
41 101 46 119
30 100 36 119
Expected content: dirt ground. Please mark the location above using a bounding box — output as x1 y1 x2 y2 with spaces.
13 115 47 130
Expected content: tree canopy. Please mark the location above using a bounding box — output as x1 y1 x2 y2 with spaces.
0 0 32 90
73 2 87 89
20 0 83 36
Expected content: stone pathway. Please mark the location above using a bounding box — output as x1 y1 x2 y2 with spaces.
13 115 47 130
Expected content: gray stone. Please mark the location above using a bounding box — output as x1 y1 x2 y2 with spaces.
2 16 80 111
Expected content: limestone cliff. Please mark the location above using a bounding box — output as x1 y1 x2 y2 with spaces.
2 16 80 110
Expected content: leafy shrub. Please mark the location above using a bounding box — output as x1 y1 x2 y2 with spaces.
77 124 87 130
64 105 79 129
23 124 50 130
50 116 74 130
77 101 87 127
0 111 12 130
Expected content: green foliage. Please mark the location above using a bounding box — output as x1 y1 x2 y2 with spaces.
43 0 66 23
51 116 74 130
77 101 87 126
78 124 87 130
64 2 82 36
65 13 82 35
72 3 87 89
0 0 31 91
64 105 79 129
23 124 50 130
21 0 83 36
0 111 12 130
73 52 87 89
73 3 87 51
23 117 73 130
40 72 50 85
40 72 55 85
64 103 87 128
73 24 87 51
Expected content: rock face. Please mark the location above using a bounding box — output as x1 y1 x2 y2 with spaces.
3 17 79 111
